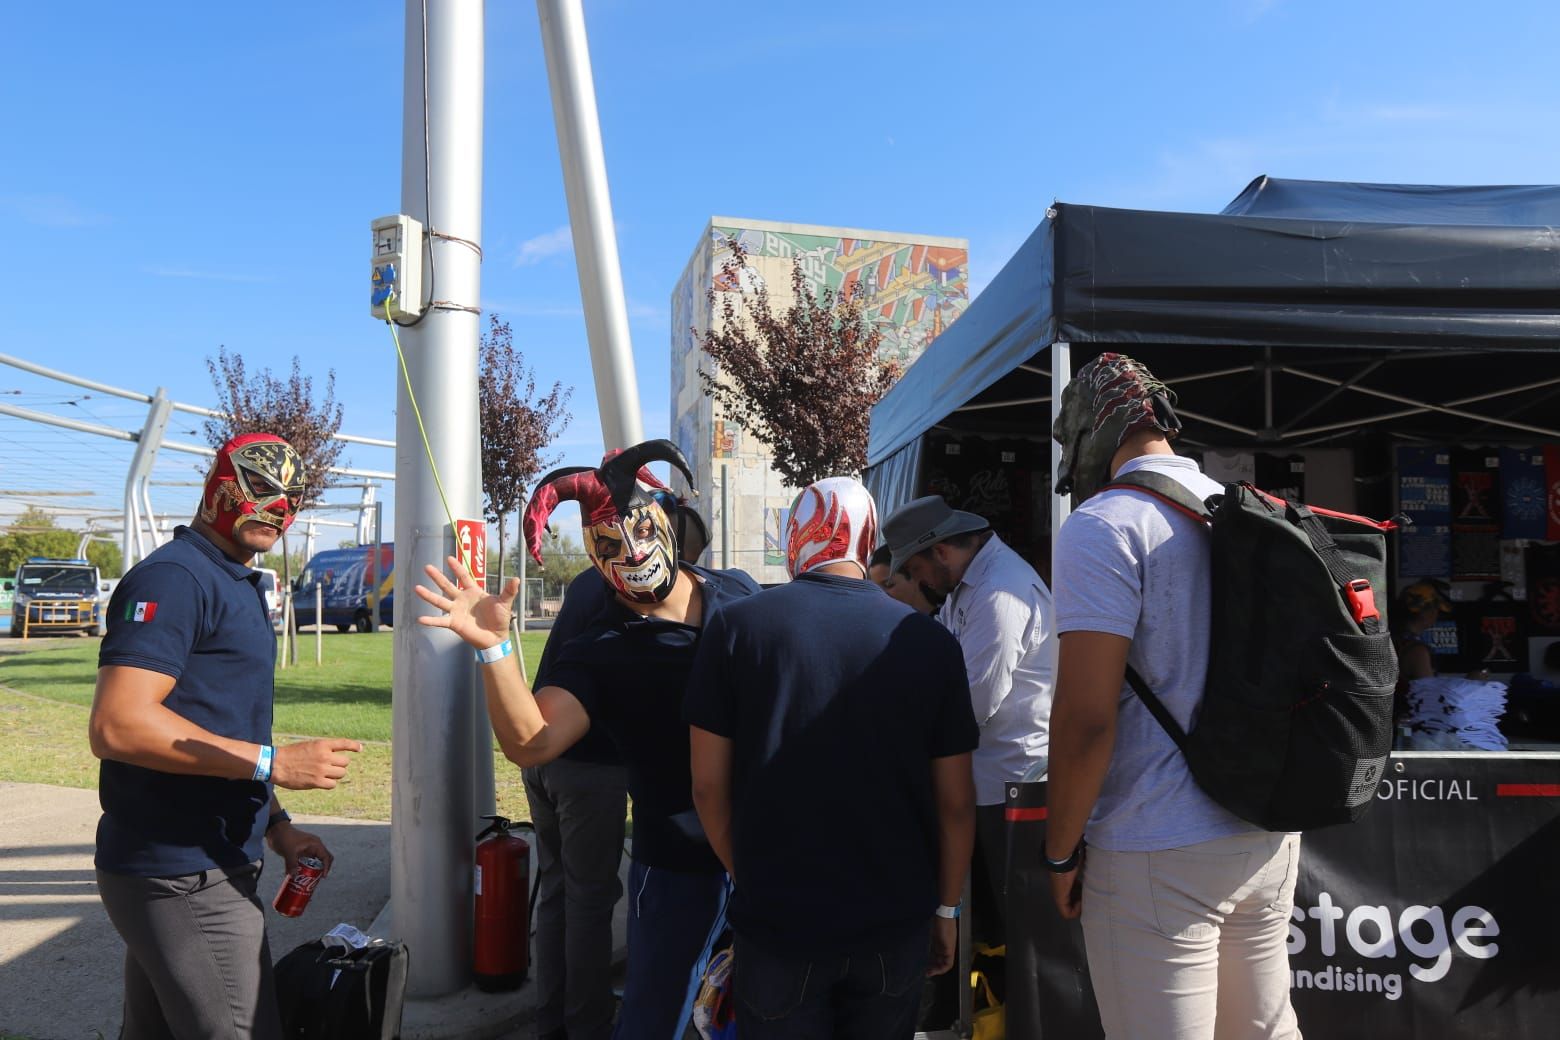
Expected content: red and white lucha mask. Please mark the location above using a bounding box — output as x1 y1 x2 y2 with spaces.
785 476 878 579
198 433 308 539
522 440 695 605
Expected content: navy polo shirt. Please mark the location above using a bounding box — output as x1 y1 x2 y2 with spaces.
96 525 277 876
684 572 980 955
532 569 622 766
543 563 760 873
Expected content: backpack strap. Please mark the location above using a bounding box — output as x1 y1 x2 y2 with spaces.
1094 472 1213 752
1099 471 1216 526
1123 664 1190 749
1286 501 1383 635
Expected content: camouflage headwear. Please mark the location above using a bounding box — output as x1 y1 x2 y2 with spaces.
1052 352 1181 506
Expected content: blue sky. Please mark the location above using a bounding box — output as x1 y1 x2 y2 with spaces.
3 0 1559 543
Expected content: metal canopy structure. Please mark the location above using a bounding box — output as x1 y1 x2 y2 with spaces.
865 177 1560 520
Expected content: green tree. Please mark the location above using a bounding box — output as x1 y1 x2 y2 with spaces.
0 508 79 575
509 527 591 601
479 314 572 589
84 538 124 579
699 239 897 486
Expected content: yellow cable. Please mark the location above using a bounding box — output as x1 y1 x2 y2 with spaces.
384 290 475 575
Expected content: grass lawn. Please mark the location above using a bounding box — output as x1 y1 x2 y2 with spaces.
0 630 553 821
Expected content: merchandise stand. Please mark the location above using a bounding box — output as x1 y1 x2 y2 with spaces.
865 177 1560 1039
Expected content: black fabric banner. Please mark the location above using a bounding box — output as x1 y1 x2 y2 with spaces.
1002 757 1560 1039
1004 781 1102 1040
1289 754 1560 1038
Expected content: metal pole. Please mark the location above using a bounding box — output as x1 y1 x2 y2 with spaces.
124 390 173 570
720 463 730 569
367 502 382 634
1050 342 1072 542
517 546 527 634
391 0 487 997
315 583 323 666
536 0 644 450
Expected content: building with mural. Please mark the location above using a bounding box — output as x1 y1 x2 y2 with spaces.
671 217 969 583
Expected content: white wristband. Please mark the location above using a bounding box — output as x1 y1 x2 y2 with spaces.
935 903 961 919
475 639 513 665
253 744 274 783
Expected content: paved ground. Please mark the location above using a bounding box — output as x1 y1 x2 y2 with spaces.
0 781 625 1040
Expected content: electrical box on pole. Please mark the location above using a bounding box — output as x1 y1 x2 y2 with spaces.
370 214 425 321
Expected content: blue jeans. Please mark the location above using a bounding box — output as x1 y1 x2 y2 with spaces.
732 924 930 1040
615 861 731 1040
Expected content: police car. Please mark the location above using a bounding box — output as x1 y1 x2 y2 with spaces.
8 557 102 637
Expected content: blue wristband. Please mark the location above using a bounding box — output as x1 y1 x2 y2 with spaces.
475 639 513 665
253 744 274 783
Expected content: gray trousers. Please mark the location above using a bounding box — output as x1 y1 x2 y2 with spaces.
97 861 281 1040
523 758 629 1040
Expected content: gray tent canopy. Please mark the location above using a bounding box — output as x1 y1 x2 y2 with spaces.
866 177 1560 518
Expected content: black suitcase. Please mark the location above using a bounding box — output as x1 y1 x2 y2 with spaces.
274 938 410 1040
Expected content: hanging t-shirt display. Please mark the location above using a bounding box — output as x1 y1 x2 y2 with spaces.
1457 601 1529 673
1425 618 1466 672
1254 453 1304 502
1501 448 1548 540
1396 446 1452 581
1545 446 1560 541
1451 448 1502 581
1527 542 1560 636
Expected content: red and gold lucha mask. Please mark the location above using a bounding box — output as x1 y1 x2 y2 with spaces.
198 433 308 539
523 440 694 605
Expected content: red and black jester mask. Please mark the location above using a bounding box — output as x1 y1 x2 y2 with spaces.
198 433 308 540
522 440 694 605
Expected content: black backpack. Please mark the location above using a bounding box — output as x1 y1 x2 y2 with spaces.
1102 472 1399 832
274 938 410 1040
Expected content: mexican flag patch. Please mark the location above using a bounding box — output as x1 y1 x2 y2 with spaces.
125 601 158 622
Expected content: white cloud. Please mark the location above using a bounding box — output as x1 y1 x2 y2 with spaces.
514 226 574 266
0 193 108 228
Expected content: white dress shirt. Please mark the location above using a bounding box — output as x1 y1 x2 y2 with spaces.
938 533 1055 805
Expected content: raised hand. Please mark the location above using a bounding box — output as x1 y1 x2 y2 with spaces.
414 554 519 649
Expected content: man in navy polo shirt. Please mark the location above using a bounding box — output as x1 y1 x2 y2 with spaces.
415 440 757 1040
685 477 979 1039
89 433 363 1040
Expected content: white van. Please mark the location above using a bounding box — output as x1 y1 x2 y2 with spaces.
255 568 284 632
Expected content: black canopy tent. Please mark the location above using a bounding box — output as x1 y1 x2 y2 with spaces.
868 181 1560 1040
865 177 1560 532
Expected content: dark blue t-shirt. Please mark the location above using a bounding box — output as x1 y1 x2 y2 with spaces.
544 563 759 873
533 569 621 766
683 572 979 955
95 526 277 876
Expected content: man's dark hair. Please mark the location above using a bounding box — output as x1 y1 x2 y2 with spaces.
675 505 710 563
869 545 892 570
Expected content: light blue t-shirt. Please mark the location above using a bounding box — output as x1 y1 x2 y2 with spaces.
1053 453 1257 852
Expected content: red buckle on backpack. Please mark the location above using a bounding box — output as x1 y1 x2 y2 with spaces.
1344 579 1379 626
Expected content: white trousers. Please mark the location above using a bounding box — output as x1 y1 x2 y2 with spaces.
1081 831 1303 1040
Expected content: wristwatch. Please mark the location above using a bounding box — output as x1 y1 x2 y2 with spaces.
1043 840 1085 874
934 903 962 919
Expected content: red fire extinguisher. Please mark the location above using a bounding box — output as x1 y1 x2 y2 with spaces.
473 815 531 991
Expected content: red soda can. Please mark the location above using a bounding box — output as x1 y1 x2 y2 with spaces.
273 856 325 917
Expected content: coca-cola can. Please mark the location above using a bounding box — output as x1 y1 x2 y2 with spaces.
273 856 325 917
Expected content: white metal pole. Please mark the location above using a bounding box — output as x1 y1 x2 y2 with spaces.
391 0 488 997
315 583 323 666
536 0 644 450
1051 342 1073 546
124 390 173 570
